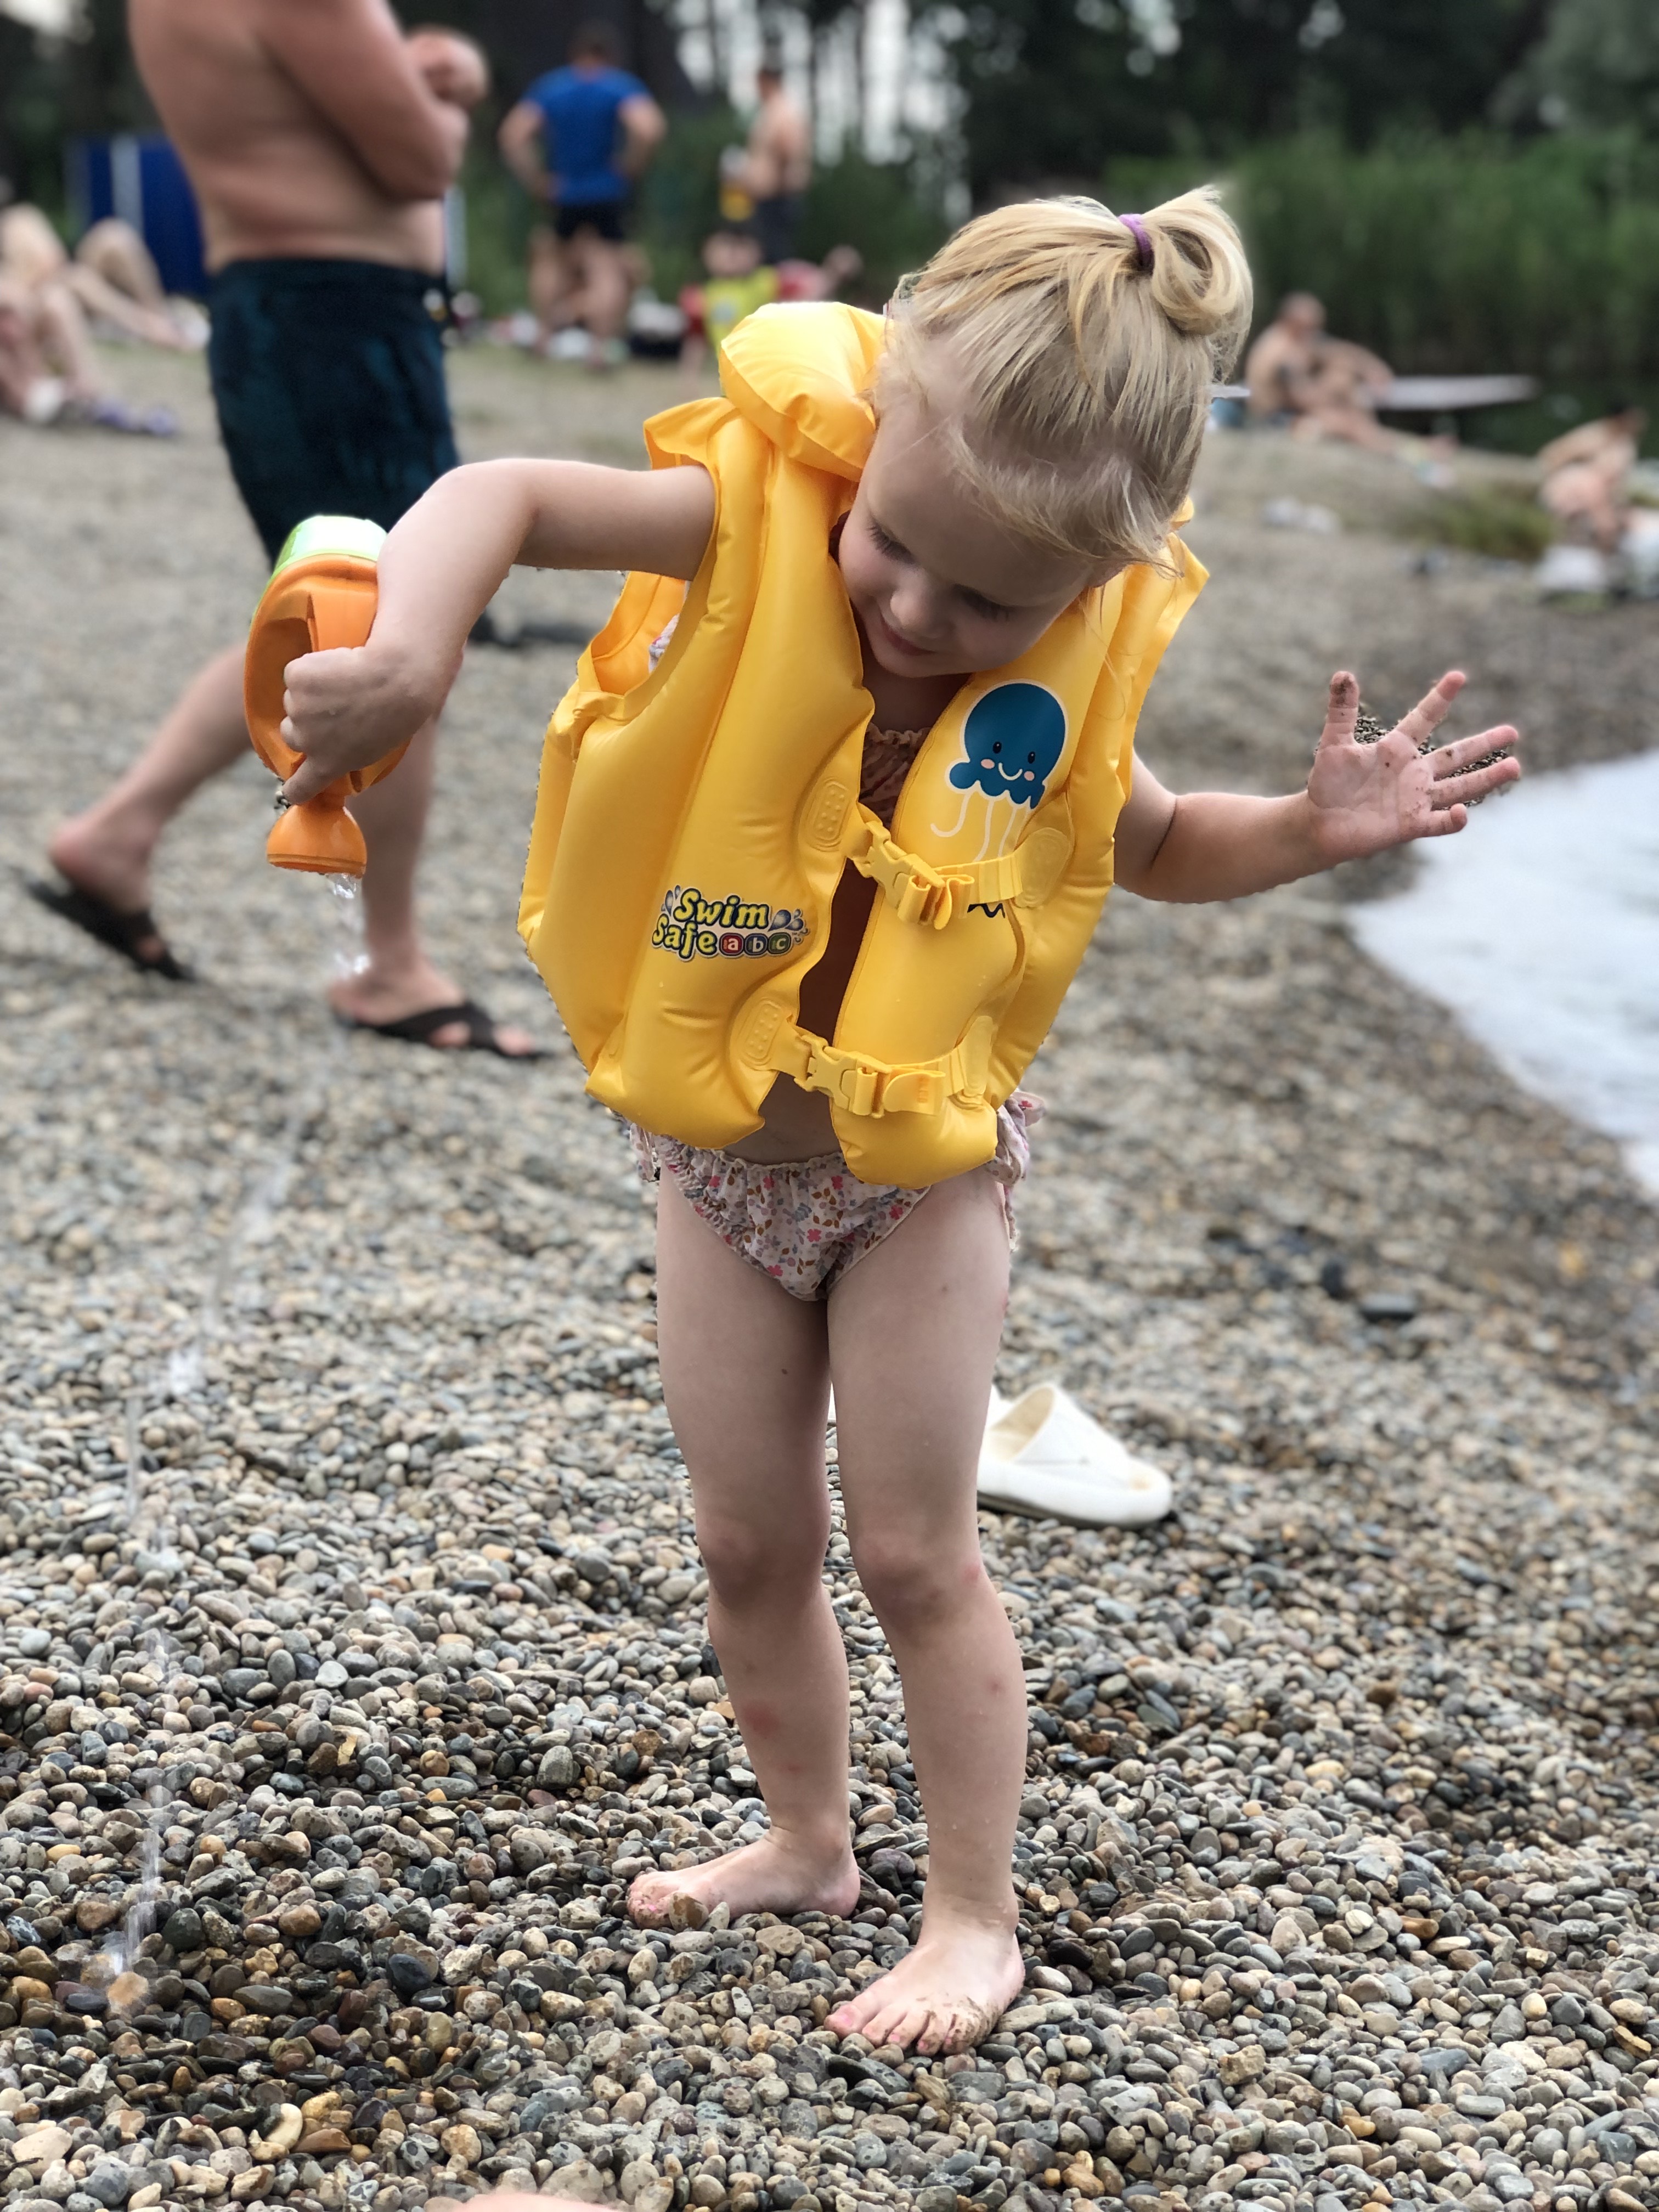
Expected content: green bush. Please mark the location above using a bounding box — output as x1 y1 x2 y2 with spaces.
1101 131 1659 451
1430 488 1558 561
795 150 952 303
459 144 533 314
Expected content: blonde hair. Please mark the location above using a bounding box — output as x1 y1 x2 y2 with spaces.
879 188 1252 572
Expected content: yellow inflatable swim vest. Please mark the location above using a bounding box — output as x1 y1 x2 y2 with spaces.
519 302 1205 1186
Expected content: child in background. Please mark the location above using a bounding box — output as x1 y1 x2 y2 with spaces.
679 232 864 373
276 191 1519 2052
678 227 778 370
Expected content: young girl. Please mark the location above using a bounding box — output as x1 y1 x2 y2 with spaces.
278 190 1519 2056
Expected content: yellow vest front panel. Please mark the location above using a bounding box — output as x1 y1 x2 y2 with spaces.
519 304 1204 1184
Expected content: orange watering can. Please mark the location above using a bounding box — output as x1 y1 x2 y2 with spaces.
244 515 403 876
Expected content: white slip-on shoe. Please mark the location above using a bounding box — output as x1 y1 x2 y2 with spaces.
977 1383 1172 1527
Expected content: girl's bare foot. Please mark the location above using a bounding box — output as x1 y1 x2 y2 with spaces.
628 1830 860 1928
827 1913 1025 2053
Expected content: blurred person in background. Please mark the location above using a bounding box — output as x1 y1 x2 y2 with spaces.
1537 403 1647 552
498 21 665 371
678 232 862 376
2 199 205 350
1246 288 1423 458
0 252 100 423
676 225 776 372
0 183 179 429
1244 289 1326 425
32 0 538 1056
742 56 810 267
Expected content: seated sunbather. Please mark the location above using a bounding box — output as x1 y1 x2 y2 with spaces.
0 196 178 431
1537 405 1646 552
1 201 204 351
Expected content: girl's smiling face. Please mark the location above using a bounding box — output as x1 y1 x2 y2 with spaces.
838 376 1108 682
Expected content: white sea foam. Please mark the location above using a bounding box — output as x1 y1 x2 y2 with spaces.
1350 749 1659 1195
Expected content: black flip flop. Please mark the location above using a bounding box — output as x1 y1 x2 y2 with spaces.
26 875 194 981
338 997 546 1059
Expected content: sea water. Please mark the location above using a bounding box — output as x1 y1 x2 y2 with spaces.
1350 749 1659 1194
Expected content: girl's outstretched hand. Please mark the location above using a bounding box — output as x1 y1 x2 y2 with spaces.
1306 670 1520 863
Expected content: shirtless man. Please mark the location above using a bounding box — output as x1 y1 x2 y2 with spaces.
1246 291 1413 457
743 59 811 266
34 0 536 1055
1244 290 1325 425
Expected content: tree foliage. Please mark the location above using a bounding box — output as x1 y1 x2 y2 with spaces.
1498 0 1659 133
1100 129 1659 443
941 0 1554 197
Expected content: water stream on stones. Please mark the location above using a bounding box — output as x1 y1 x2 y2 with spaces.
92 871 367 2006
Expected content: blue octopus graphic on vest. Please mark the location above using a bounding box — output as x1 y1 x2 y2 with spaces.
949 682 1068 807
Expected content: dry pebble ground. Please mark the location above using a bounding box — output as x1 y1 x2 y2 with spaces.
2 352 1658 2212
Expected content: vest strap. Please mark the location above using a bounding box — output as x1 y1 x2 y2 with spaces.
765 1020 986 1119
845 808 1067 928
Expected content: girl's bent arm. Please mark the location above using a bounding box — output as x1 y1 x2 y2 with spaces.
1115 670 1519 902
280 458 715 800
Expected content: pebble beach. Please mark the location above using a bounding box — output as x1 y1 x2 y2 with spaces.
2 348 1657 2212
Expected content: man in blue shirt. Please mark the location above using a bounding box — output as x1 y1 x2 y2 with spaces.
499 22 665 369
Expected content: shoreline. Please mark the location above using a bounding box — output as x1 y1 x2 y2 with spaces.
1350 747 1659 1201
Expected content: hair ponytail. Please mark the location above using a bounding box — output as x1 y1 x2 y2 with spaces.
880 185 1252 572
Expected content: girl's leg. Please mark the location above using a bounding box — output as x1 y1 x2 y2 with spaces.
826 1169 1028 2052
627 1177 861 1926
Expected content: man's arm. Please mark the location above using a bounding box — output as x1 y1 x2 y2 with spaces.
252 0 466 202
617 92 667 179
499 100 550 199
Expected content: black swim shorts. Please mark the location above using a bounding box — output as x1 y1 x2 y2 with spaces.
207 258 460 562
552 200 627 242
752 193 803 267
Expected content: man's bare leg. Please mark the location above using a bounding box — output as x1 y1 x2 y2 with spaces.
47 644 249 961
332 718 538 1051
76 219 170 310
528 227 577 342
48 651 538 1050
573 233 629 368
66 257 193 351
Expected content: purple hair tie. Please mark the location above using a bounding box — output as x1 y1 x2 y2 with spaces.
1122 213 1154 273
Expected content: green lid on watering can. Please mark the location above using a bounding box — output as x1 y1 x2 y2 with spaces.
269 513 388 579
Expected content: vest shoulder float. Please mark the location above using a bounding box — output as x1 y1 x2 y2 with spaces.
518 302 1205 1187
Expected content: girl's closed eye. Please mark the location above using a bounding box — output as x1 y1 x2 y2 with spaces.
961 588 1014 621
868 516 1011 619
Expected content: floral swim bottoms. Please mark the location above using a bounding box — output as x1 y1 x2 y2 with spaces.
630 1096 1042 1302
